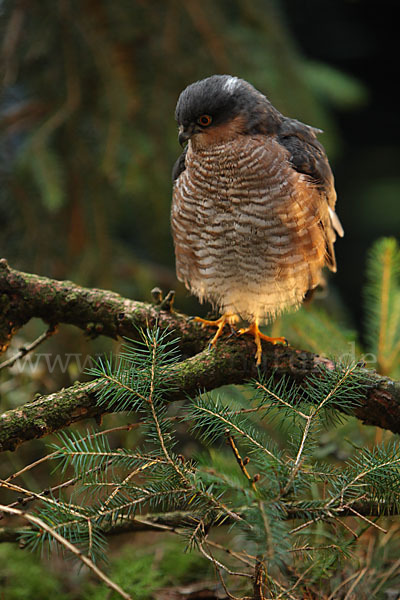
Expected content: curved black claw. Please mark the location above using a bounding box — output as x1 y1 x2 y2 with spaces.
227 325 239 339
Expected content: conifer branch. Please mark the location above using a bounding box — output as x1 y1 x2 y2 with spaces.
1 500 396 545
0 504 133 600
1 345 400 451
1 259 400 452
0 258 207 355
364 238 400 375
226 432 258 491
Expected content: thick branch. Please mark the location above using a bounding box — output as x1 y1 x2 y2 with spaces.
1 500 396 544
0 258 205 356
1 259 400 452
1 342 400 451
0 510 199 544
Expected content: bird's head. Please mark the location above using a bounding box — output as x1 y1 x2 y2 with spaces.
175 75 281 148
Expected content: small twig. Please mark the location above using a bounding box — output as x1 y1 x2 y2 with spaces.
225 431 257 491
282 365 365 500
373 555 400 594
343 567 368 600
289 501 387 536
327 570 364 600
5 423 140 484
0 504 132 600
146 330 190 486
199 540 252 579
289 516 322 535
203 541 241 600
0 479 92 532
4 425 144 512
1 479 65 510
253 557 266 600
0 324 58 370
87 518 93 559
330 456 400 510
206 539 255 568
255 382 309 420
293 368 357 469
259 501 274 561
101 460 160 511
5 450 59 484
267 579 297 600
345 505 387 533
187 514 208 548
194 404 284 464
276 563 314 600
289 543 346 553
333 516 359 538
230 406 265 415
292 418 312 471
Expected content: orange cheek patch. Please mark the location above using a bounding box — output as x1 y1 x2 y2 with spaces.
193 115 247 148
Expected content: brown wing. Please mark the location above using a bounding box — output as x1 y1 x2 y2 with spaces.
277 117 343 272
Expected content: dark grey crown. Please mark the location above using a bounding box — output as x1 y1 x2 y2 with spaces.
175 75 281 134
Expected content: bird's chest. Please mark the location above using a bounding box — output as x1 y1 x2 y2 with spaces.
183 144 261 211
175 139 290 241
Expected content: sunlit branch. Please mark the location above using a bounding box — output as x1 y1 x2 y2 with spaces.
1 260 400 453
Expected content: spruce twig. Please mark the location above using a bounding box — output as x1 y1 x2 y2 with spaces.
0 324 58 370
364 237 400 375
0 504 133 600
225 431 257 492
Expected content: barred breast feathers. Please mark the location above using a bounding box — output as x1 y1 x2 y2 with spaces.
171 134 335 322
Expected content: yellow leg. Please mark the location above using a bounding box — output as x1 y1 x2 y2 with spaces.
237 320 287 366
194 313 239 348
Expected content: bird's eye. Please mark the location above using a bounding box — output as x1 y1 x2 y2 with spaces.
197 115 212 127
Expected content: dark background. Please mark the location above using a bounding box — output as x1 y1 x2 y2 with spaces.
283 0 400 326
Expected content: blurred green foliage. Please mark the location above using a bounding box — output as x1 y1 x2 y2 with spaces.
82 539 211 600
0 543 69 600
0 0 367 303
0 537 211 600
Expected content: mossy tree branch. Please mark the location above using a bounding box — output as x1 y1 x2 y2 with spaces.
1 259 400 453
0 258 206 356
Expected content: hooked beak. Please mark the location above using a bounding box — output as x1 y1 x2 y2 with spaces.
178 123 197 146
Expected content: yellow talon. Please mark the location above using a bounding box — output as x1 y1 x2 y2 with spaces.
237 320 287 365
194 313 239 347
192 314 286 363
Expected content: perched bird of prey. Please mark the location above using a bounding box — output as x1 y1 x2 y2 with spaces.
171 75 343 364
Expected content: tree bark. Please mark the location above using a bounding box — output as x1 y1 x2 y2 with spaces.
1 259 400 452
0 258 206 356
1 500 395 544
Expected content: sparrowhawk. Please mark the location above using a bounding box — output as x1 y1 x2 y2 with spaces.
171 75 343 364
